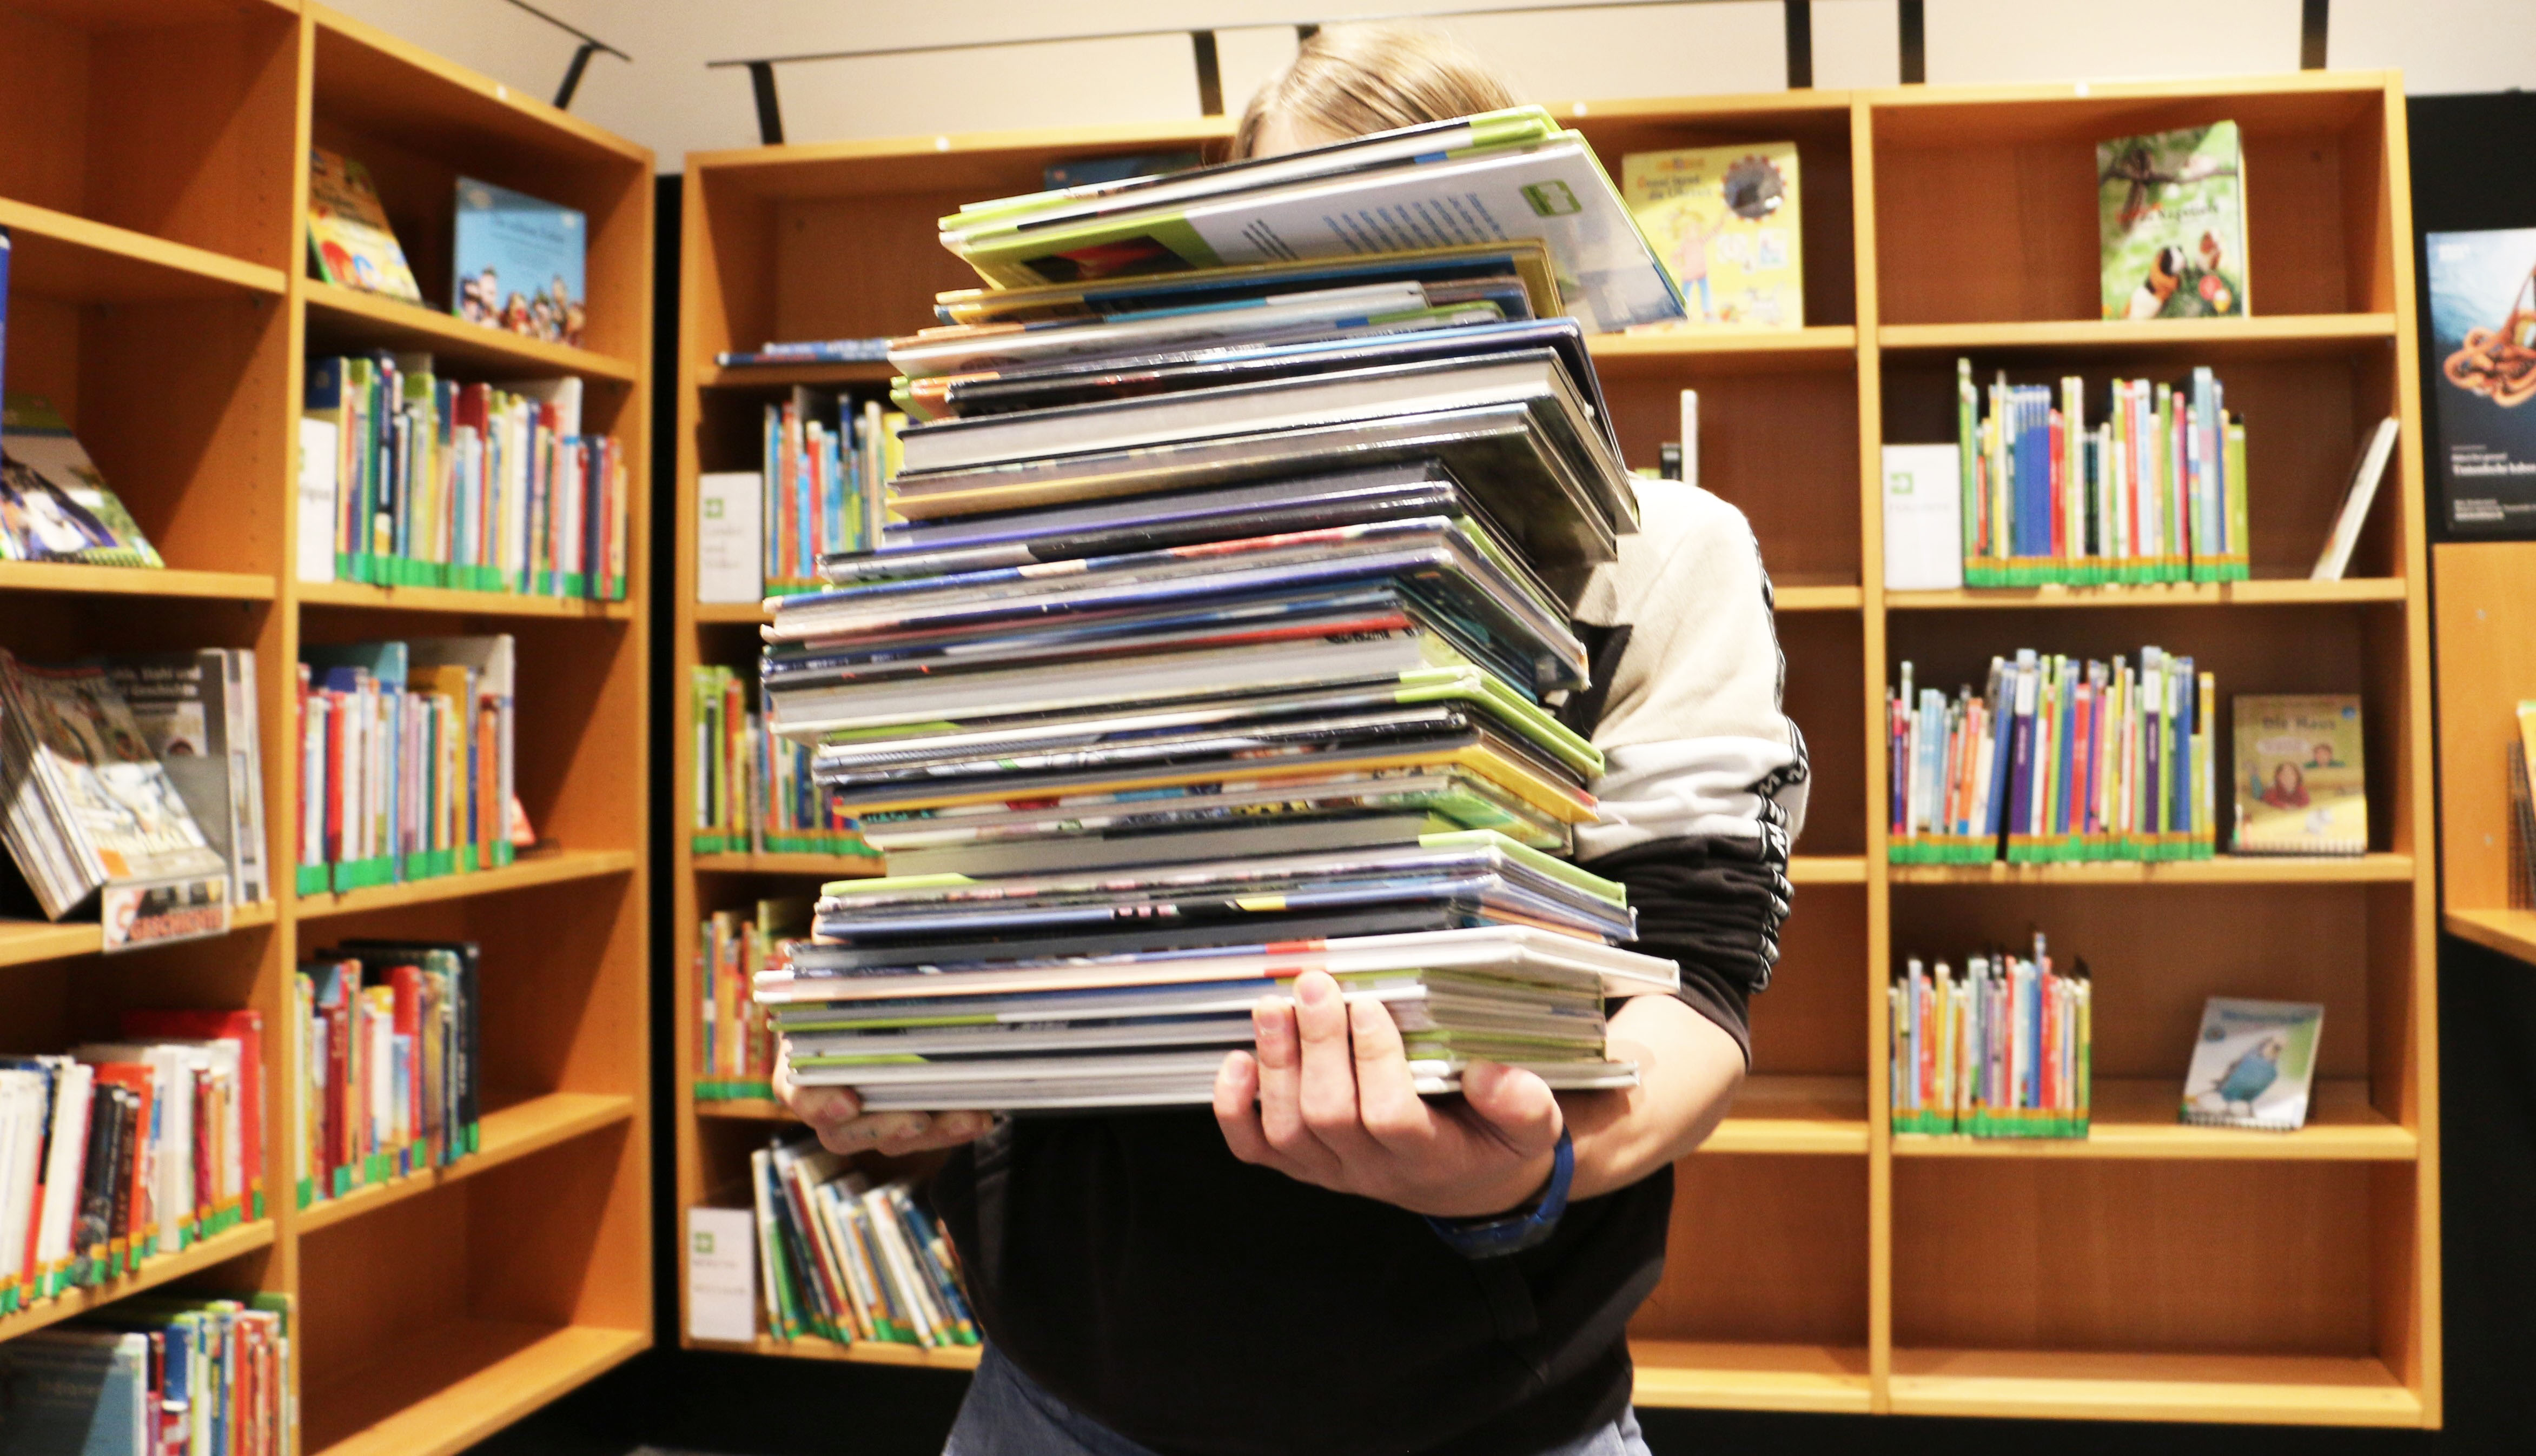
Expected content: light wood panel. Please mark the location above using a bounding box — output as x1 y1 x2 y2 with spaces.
2432 541 2536 925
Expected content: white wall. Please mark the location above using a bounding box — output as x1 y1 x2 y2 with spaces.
327 0 2536 171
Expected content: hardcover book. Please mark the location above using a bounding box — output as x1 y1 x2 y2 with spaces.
307 147 422 302
1 395 163 568
2098 122 2247 321
1620 142 1803 327
453 177 587 347
2179 997 2322 1131
2232 694 2367 856
2426 227 2536 536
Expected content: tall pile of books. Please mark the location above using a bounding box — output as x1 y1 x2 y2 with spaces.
1956 361 2248 586
1888 648 2217 865
295 635 518 894
0 1294 290 1453
753 111 1690 1111
290 939 481 1210
2 1012 266 1312
1889 935 2091 1139
749 1141 975 1350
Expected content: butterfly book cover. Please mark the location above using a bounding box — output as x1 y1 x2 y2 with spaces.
2179 996 2322 1131
2098 122 2247 321
1620 143 1803 328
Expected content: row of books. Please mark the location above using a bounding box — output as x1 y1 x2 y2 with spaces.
744 1140 978 1350
696 902 801 1102
688 664 874 860
293 635 521 894
0 1294 289 1456
300 360 627 599
0 649 264 937
1 1012 265 1313
1886 648 2219 863
290 941 481 1211
309 147 589 348
1888 939 2091 1139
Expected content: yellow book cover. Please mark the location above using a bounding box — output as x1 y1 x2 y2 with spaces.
2232 694 2367 856
306 148 422 303
1619 143 1803 328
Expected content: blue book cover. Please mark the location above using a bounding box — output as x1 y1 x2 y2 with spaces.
0 1330 149 1456
452 177 586 348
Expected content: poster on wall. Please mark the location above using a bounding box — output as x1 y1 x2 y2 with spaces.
2427 227 2536 537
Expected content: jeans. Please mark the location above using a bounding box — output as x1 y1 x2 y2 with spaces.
944 1345 1654 1456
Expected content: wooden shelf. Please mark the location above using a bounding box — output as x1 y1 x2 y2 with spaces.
1877 314 2396 358
293 848 635 920
0 900 276 971
1789 855 1867 885
0 194 286 302
1773 584 1864 612
1628 1340 1872 1413
1704 1076 1868 1155
694 601 771 624
296 578 635 620
688 1332 984 1370
1886 1348 2421 1425
307 1319 648 1456
0 1221 275 1346
1886 578 2408 611
1890 853 2414 886
694 1098 792 1122
693 850 885 877
308 5 648 170
1586 326 1858 375
0 560 277 601
303 281 638 384
700 361 896 390
2445 907 2536 968
1894 1078 2413 1161
296 1093 636 1234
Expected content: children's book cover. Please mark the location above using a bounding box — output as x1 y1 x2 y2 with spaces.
2231 694 2366 856
452 177 586 347
306 148 422 303
2097 122 2247 320
1620 143 1803 327
2427 227 2536 536
2179 997 2322 1131
0 395 163 568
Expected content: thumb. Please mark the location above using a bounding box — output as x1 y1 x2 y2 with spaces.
1459 1061 1561 1156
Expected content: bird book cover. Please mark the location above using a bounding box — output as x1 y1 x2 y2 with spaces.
1620 143 1803 328
2180 997 2322 1131
2426 227 2536 536
452 177 586 347
2097 122 2247 321
2232 694 2366 856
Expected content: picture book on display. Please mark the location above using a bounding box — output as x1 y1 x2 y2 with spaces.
2098 122 2247 320
1889 933 2090 1139
2180 997 2322 1131
306 147 422 302
2230 694 2366 856
2 395 164 568
453 176 587 347
0 1294 288 1455
1620 142 1803 327
101 649 270 906
2427 227 2536 536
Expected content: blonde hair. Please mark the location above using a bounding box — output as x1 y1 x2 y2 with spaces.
1233 23 1518 159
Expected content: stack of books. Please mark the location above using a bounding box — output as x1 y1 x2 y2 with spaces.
1889 935 2091 1139
748 1141 976 1350
0 1294 290 1452
294 635 518 894
751 123 1688 1112
291 940 481 1209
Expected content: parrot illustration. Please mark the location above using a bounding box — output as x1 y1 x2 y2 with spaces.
2208 1036 2284 1114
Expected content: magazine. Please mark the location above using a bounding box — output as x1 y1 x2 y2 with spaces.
2179 997 2323 1131
2098 122 2248 320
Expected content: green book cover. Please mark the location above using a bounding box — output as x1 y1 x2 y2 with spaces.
2099 122 2248 320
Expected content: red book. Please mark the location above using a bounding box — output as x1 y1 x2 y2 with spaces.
121 1010 264 1224
389 963 422 1172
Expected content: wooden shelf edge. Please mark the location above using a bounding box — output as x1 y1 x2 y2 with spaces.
699 361 896 389
296 577 634 620
693 601 771 624
307 5 651 168
687 1331 983 1369
0 1221 276 1345
308 1321 648 1456
0 195 287 298
1890 853 2413 886
1627 1341 1873 1413
1588 325 1857 363
0 901 277 972
1878 314 2396 353
0 561 276 601
692 851 886 877
694 1098 791 1122
302 280 640 382
1886 1349 2422 1426
688 117 1233 179
1788 855 1866 885
1885 578 2408 610
295 1092 634 1234
2444 907 2536 968
292 848 637 919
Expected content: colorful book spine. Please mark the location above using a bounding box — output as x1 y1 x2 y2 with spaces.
749 1140 979 1349
763 394 902 594
1889 935 2091 1138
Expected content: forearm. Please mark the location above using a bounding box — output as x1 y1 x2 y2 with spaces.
1561 994 1745 1200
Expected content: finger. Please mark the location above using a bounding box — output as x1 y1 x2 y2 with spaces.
1292 973 1379 1162
788 1085 864 1131
1214 1050 1276 1167
1459 1061 1564 1158
869 1112 955 1156
1348 996 1436 1155
1252 994 1339 1176
818 1110 931 1158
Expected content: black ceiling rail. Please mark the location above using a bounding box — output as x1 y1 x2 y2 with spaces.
498 0 631 109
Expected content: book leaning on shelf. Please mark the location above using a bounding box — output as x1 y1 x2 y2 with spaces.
690 664 877 860
2 394 165 569
1 1012 264 1313
1888 934 2090 1139
0 1294 290 1456
294 635 521 895
103 649 270 907
290 940 480 1208
2230 694 2367 856
746 1139 978 1350
1887 648 2219 865
302 357 628 599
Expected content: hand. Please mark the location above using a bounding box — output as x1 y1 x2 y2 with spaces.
1213 970 1564 1218
772 1049 997 1157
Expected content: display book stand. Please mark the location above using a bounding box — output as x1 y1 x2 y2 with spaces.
672 72 2438 1426
0 4 654 1455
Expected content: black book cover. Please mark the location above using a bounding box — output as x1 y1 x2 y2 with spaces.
68 1086 126 1286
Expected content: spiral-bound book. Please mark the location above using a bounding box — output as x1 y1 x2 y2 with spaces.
2179 998 2322 1131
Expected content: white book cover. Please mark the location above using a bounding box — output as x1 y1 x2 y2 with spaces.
1882 443 1964 590
2180 997 2324 1131
685 1205 759 1342
2311 417 2399 581
297 417 339 583
696 472 763 605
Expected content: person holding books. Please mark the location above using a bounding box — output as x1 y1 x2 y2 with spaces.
776 24 1807 1456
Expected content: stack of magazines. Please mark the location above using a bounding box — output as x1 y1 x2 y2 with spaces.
757 117 1685 1111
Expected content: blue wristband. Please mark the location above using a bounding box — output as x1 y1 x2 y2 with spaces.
1423 1127 1573 1260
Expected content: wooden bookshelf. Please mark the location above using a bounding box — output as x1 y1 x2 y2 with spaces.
0 3 653 1451
2433 539 2536 971
672 73 2438 1427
